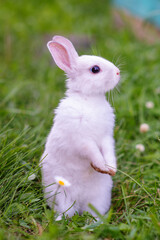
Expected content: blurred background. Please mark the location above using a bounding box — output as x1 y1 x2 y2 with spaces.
114 0 160 27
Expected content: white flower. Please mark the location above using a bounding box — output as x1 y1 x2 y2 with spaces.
28 173 36 181
136 144 145 152
54 176 71 187
140 123 150 133
145 101 154 109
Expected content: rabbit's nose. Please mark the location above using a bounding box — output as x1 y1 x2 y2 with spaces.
115 66 120 75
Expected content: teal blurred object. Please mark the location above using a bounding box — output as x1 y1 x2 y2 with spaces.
113 0 160 27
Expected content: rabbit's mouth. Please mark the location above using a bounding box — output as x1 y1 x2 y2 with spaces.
104 76 120 92
116 74 121 82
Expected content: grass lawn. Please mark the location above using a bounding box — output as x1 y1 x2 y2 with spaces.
0 0 160 239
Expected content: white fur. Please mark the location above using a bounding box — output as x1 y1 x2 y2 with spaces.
41 36 120 218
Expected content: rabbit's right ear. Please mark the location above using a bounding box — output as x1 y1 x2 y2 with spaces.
47 36 78 74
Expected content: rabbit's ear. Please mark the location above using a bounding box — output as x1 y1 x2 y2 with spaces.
47 36 78 74
52 35 78 59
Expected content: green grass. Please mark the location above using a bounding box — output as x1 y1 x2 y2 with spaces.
0 0 160 239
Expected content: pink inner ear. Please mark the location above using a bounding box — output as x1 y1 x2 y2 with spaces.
48 41 72 72
54 44 71 69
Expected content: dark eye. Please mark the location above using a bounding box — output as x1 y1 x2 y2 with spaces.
90 65 100 74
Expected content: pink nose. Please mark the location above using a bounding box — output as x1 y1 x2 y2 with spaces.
116 72 120 75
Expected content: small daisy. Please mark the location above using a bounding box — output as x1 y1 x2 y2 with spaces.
54 176 71 187
140 123 150 133
28 173 36 181
145 101 154 109
136 144 145 152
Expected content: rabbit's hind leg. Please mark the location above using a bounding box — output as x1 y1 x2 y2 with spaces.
53 188 77 218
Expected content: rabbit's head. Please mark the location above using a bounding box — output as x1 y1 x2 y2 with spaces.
47 36 120 95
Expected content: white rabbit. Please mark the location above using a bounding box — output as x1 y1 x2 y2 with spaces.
41 35 120 218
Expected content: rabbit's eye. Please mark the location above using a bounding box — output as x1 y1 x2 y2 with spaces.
90 65 100 74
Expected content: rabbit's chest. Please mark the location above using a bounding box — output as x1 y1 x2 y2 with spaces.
81 105 114 135
56 96 115 138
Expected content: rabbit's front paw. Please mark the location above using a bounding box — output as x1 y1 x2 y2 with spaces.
90 163 116 176
104 155 117 176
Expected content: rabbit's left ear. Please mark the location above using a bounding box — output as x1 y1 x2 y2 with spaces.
47 36 78 74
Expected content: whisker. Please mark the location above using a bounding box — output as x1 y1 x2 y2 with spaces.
112 53 119 65
111 91 114 105
117 63 126 68
116 86 120 94
114 55 121 66
114 55 126 70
